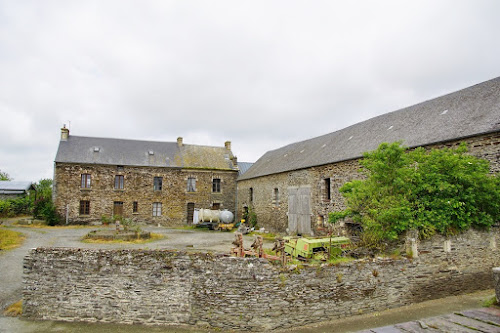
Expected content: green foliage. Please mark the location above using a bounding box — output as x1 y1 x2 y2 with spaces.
0 200 13 218
121 218 141 233
0 197 31 218
32 179 61 226
247 206 258 228
330 142 500 246
0 170 11 181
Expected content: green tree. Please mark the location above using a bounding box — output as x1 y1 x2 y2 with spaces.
0 170 11 181
329 142 500 246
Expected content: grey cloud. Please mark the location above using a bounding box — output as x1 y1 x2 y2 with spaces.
0 0 499 181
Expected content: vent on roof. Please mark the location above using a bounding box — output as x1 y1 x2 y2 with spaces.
93 147 100 152
284 154 288 157
148 150 154 155
300 149 305 153
387 126 394 130
322 144 327 148
348 136 353 140
441 110 448 115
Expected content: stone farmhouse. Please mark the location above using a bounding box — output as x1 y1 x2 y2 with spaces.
237 77 500 234
53 130 239 225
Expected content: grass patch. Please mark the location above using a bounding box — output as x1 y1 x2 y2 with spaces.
82 232 165 244
248 231 277 241
4 300 22 317
0 227 25 250
482 295 498 307
11 221 93 229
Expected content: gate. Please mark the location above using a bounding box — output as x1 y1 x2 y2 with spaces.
287 187 312 235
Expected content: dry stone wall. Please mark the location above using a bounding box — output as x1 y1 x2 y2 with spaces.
23 228 500 331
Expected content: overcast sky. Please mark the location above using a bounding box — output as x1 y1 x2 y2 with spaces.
1 0 499 182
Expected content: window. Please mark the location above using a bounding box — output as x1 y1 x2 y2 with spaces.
212 178 221 193
81 174 91 188
117 165 124 172
212 202 221 210
114 175 124 189
133 201 138 213
152 202 162 216
187 177 196 192
79 200 90 215
274 188 279 206
154 177 162 191
324 178 331 200
249 187 254 203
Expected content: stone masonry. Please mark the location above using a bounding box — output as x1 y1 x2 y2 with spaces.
23 228 500 331
54 163 237 226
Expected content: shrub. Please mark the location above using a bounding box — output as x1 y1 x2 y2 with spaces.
330 142 500 247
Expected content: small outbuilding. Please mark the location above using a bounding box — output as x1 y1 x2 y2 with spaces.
0 181 35 200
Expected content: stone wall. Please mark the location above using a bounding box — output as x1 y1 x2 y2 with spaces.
237 132 500 234
23 228 500 331
54 163 237 226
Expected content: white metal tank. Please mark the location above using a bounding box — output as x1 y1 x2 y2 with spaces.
220 210 234 223
198 209 220 223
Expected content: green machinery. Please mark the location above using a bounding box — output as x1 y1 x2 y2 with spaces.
283 236 350 260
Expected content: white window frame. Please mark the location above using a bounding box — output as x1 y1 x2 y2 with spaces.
152 202 162 216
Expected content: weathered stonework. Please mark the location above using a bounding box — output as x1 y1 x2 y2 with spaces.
23 228 500 331
237 132 500 234
54 163 237 226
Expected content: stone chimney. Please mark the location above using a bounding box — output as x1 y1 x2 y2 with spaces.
232 155 238 167
61 125 69 141
224 141 231 151
177 137 183 147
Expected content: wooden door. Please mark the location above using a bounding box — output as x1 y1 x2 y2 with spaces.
187 203 195 224
288 187 299 233
113 201 123 217
288 187 311 235
297 187 312 235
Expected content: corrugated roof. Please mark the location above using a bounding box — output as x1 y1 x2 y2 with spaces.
0 181 34 192
55 136 238 171
239 76 500 181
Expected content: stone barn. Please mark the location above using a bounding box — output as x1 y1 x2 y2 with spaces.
237 76 500 234
53 128 239 225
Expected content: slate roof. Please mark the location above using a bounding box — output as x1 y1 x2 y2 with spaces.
0 181 35 194
55 136 238 171
239 76 500 181
237 162 254 176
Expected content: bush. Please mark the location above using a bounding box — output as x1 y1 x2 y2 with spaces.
0 197 32 218
330 142 500 247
